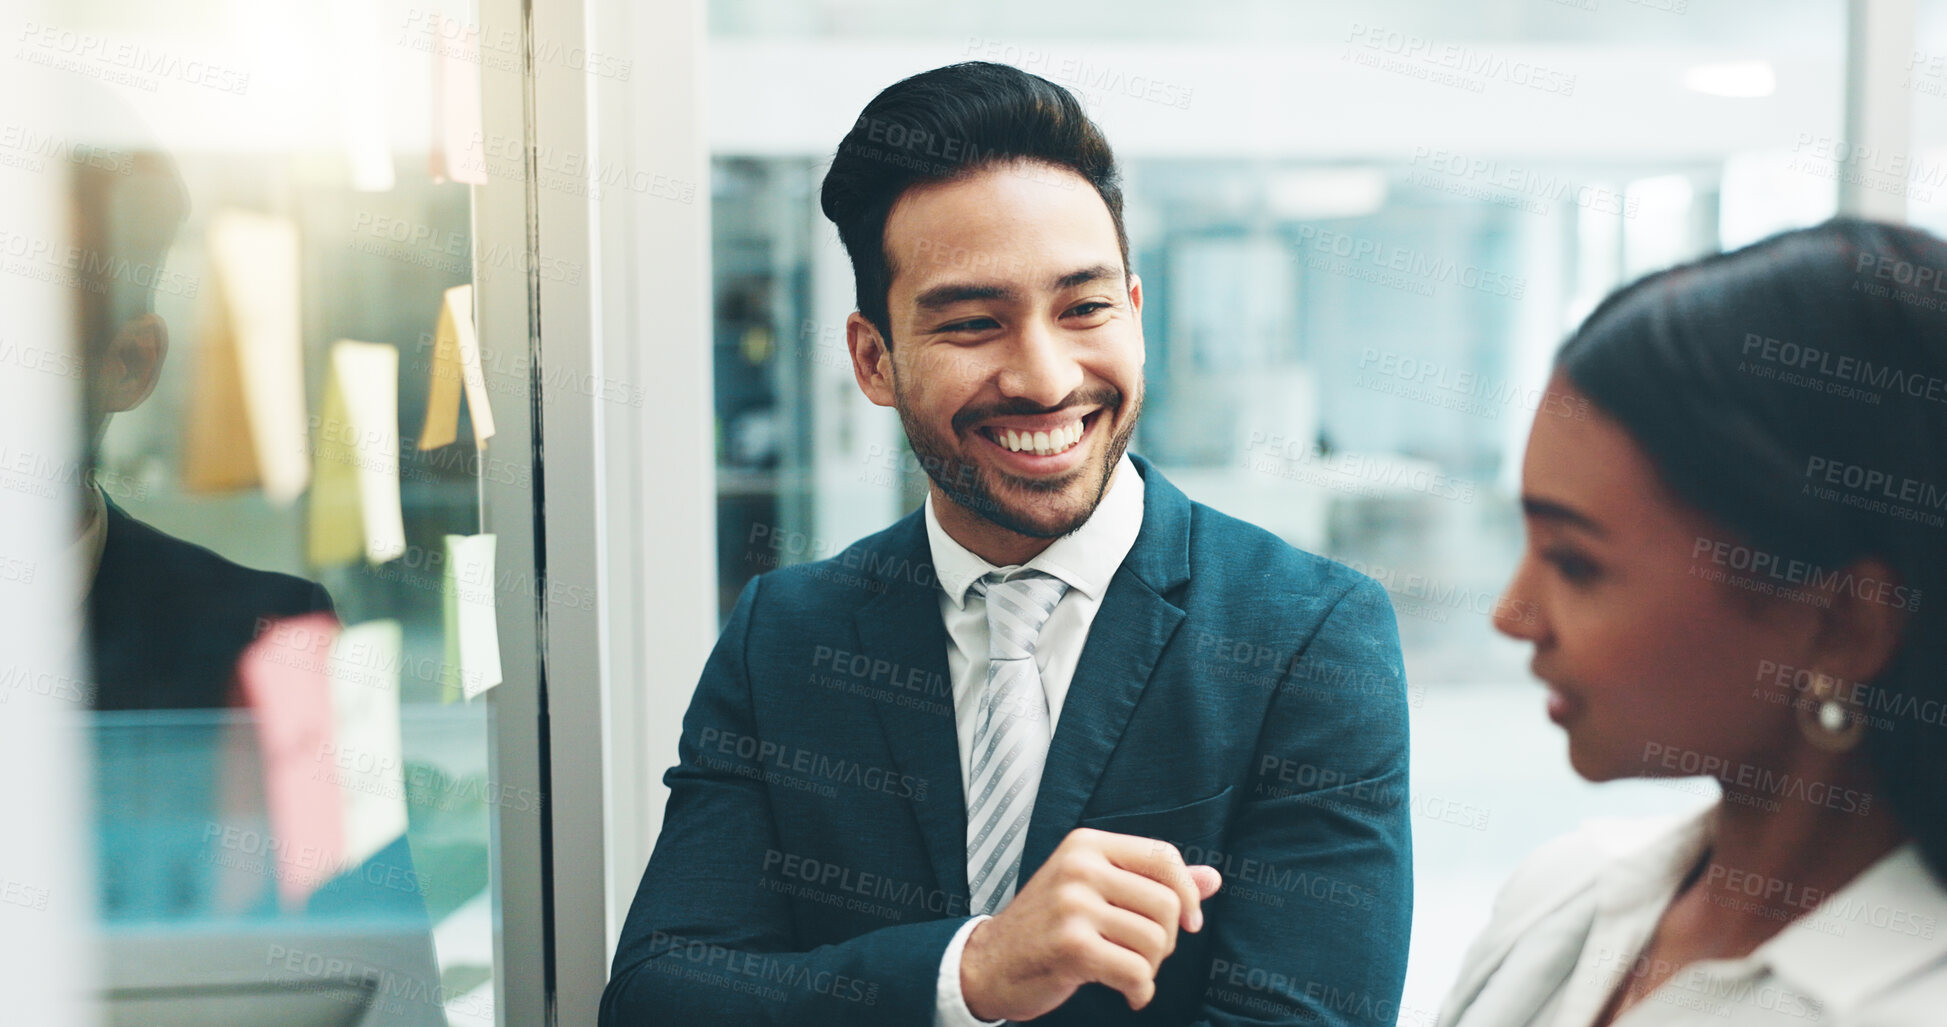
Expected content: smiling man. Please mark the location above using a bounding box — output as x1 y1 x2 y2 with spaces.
602 62 1413 1027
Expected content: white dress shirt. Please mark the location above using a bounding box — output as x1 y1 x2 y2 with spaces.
927 454 1146 1027
59 483 108 657
1437 807 1947 1027
72 482 108 590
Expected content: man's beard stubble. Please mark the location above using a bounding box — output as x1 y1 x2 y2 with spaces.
892 378 1142 541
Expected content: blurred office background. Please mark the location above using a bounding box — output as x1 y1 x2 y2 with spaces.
702 1 1944 1021
0 0 1941 1024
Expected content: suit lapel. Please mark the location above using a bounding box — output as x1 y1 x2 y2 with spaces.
1020 456 1193 881
852 514 971 900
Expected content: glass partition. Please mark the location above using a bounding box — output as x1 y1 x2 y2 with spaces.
7 0 545 1021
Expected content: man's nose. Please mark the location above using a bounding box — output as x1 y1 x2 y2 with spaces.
996 321 1083 409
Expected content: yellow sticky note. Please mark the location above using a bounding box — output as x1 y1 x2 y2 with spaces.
307 340 407 567
443 534 502 701
327 619 408 869
182 209 310 504
418 284 495 450
429 23 488 185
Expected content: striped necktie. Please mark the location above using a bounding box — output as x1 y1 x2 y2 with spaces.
965 569 1070 916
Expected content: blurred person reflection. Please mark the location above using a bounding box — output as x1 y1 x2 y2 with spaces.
74 146 336 713
63 90 444 1026
1440 220 1947 1027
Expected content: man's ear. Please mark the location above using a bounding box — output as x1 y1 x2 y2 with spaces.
1807 556 1909 687
1128 272 1146 366
846 311 896 408
94 313 169 414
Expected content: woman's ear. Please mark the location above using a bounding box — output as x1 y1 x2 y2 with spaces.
1807 556 1910 687
93 313 170 414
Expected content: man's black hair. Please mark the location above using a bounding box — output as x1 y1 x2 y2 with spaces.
818 61 1127 345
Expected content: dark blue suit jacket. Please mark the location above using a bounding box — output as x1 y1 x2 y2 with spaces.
603 456 1412 1025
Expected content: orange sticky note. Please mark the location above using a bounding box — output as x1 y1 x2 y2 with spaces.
182 209 310 504
418 285 495 450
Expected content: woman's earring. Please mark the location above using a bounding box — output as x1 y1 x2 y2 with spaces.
1798 673 1866 753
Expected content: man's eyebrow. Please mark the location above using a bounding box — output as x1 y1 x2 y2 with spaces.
912 264 1122 312
1521 496 1607 536
1053 264 1121 291
914 281 1017 311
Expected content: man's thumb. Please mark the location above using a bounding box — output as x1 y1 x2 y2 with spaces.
1188 864 1222 899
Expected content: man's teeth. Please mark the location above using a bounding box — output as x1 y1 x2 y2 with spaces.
995 421 1084 456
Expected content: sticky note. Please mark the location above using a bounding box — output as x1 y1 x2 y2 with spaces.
307 340 407 567
442 533 502 701
327 619 408 869
418 285 495 450
235 612 344 911
182 209 310 504
429 23 488 185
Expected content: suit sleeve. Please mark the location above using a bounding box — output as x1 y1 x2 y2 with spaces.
1193 576 1414 1027
600 576 973 1027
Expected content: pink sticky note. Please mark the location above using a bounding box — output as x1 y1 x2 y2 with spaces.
235 612 345 911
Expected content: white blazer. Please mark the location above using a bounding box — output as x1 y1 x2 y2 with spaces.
1435 810 1947 1027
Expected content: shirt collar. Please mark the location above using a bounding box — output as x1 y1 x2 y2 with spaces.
1599 806 1947 1015
924 453 1145 609
68 482 108 599
1758 840 1947 1013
